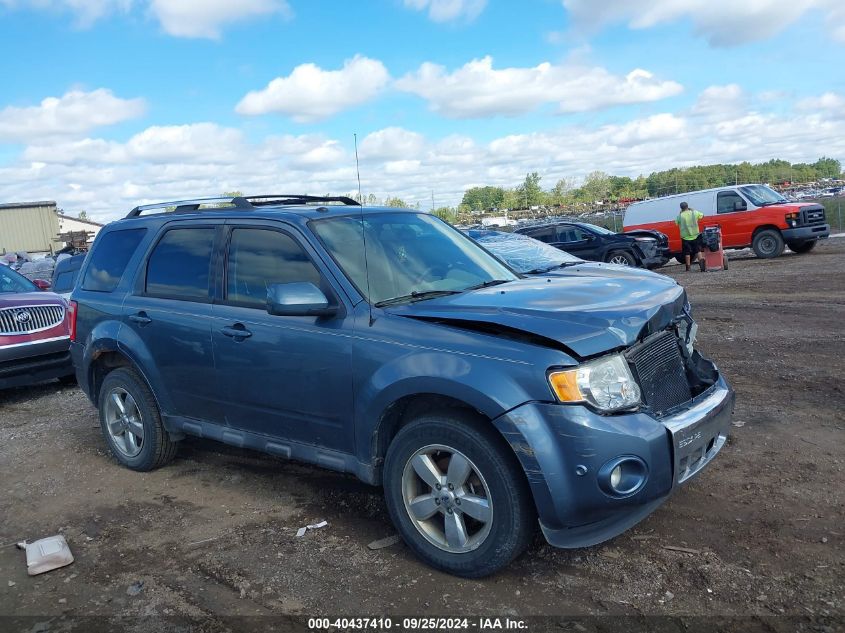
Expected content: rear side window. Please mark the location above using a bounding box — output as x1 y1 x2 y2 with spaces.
146 228 215 300
53 270 78 293
81 228 147 292
526 227 555 243
226 228 322 308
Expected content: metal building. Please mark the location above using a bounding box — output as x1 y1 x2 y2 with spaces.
0 201 60 255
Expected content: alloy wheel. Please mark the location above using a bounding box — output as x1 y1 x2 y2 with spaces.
104 387 144 457
401 444 493 553
609 254 631 266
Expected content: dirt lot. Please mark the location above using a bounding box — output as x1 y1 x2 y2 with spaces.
1 239 843 632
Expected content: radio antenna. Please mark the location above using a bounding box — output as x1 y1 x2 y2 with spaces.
354 133 374 326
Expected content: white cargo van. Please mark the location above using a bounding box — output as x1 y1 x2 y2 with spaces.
623 185 830 259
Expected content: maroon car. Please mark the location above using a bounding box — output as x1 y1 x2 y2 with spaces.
0 264 74 389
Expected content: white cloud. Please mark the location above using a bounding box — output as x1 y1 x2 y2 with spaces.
3 88 844 222
396 56 683 118
563 0 843 47
148 0 291 39
358 127 426 161
235 55 390 122
0 89 146 143
403 0 486 23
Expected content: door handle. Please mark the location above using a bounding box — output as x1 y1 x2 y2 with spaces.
128 312 152 325
220 325 252 340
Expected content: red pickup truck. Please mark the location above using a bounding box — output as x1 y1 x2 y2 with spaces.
0 264 74 389
623 184 830 259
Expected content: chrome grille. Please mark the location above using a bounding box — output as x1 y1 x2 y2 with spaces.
626 330 692 416
0 304 66 335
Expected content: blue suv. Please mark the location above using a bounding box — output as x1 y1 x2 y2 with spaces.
69 195 734 577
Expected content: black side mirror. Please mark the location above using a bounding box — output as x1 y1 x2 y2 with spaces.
266 282 337 317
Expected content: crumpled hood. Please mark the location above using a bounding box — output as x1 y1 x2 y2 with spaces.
387 275 686 358
539 262 676 283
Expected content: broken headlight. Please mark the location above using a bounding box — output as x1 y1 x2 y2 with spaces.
548 354 641 412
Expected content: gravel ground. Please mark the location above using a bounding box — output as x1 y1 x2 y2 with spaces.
1 239 843 632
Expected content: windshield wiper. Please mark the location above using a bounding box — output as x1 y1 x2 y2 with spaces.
527 262 580 274
463 279 511 291
374 290 463 308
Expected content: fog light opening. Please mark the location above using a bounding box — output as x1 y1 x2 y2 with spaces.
599 456 648 497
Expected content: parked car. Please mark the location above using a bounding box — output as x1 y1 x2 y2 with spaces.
51 253 87 300
514 221 669 268
1 264 74 389
466 229 674 283
623 184 830 259
70 194 734 577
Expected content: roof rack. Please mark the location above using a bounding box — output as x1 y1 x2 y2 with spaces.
245 194 361 207
126 194 360 218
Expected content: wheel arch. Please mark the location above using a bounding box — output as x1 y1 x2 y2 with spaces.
751 224 782 238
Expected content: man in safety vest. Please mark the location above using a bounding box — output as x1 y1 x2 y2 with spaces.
676 201 704 271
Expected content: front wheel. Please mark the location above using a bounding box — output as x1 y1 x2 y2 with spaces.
606 250 636 266
787 240 817 254
383 411 535 578
752 229 785 258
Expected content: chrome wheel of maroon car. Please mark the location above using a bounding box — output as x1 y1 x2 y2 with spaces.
104 387 145 457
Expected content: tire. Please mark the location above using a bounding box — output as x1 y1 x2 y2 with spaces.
752 229 785 259
98 367 177 471
723 253 729 270
383 410 535 578
606 250 636 266
787 241 817 254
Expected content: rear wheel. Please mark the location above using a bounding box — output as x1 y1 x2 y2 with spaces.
787 240 817 254
752 229 785 259
383 410 535 578
98 367 177 471
606 250 636 266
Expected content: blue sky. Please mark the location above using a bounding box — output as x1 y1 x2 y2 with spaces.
0 0 843 219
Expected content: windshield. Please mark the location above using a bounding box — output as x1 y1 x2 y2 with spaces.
0 265 37 293
469 230 582 273
587 224 616 235
312 212 518 305
739 185 787 206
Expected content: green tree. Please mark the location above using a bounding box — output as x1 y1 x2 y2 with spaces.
580 171 611 202
77 210 88 220
461 186 506 211
516 172 543 208
384 196 409 208
432 206 457 222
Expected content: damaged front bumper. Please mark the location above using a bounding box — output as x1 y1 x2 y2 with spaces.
493 366 734 549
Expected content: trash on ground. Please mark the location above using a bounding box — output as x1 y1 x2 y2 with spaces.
367 535 401 550
662 545 701 555
16 535 74 576
127 581 144 596
296 520 328 537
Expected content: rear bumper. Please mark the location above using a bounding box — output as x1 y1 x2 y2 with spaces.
494 375 734 548
782 224 830 242
0 336 73 388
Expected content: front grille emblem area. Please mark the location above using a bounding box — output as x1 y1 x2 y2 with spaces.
0 305 65 335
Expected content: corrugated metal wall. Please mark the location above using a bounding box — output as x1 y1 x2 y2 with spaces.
0 203 60 254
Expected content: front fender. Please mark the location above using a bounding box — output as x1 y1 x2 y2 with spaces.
356 347 549 465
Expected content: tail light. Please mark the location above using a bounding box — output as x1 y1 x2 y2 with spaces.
68 300 78 342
